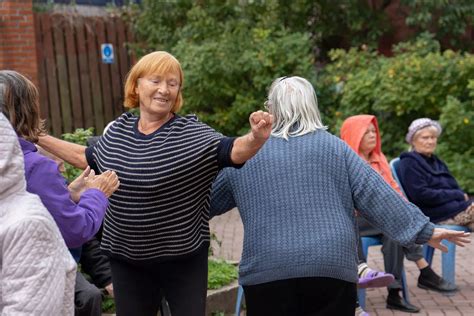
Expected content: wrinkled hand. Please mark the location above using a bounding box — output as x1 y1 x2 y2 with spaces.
249 110 273 142
85 170 120 198
427 228 471 252
105 283 114 298
68 166 92 203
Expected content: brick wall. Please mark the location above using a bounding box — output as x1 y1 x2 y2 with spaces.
0 0 38 86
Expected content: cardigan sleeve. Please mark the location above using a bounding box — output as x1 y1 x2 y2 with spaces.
26 157 108 248
399 156 465 206
344 145 433 246
209 168 237 218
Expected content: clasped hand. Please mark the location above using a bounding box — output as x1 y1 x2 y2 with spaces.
68 166 120 201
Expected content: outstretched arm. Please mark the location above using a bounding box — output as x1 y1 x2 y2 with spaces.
231 111 273 164
427 228 471 252
38 135 88 169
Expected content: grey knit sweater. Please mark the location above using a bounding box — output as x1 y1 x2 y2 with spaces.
210 130 434 286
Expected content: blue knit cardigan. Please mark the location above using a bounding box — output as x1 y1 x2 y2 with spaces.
210 131 434 286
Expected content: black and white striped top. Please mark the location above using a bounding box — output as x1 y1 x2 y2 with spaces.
86 112 240 263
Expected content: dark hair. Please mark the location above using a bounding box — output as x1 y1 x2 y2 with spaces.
0 70 45 142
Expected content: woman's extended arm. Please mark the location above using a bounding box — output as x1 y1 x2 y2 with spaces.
231 111 273 164
38 135 88 169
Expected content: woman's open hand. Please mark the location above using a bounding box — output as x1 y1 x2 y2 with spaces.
85 170 120 198
427 228 471 252
68 166 92 202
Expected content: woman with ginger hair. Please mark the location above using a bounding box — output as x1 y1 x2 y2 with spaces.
38 51 273 316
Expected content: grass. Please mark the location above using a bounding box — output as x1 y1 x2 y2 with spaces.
207 259 239 290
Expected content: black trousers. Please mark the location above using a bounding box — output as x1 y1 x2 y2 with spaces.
243 277 357 316
80 236 112 289
110 247 208 316
74 271 102 316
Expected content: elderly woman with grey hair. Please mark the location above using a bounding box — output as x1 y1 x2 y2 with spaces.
210 77 471 316
399 118 473 230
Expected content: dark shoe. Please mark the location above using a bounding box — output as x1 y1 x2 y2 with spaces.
386 290 420 313
418 274 457 292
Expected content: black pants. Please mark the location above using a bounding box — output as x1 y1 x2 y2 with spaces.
74 271 102 316
243 277 356 316
110 247 208 316
80 236 112 289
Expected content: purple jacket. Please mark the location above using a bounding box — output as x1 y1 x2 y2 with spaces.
19 138 108 248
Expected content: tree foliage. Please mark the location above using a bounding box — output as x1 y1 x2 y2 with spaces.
402 0 474 51
126 1 474 189
131 0 316 135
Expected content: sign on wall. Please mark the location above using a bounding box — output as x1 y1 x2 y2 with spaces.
101 43 114 64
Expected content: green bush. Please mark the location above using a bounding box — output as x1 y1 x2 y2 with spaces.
61 128 94 183
208 259 238 290
319 34 474 191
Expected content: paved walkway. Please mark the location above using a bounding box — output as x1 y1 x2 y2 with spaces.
209 209 474 316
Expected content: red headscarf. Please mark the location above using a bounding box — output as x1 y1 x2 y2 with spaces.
340 115 403 197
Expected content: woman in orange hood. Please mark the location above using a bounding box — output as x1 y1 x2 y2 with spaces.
340 115 402 195
341 115 457 314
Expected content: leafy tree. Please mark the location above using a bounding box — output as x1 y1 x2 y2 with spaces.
130 1 316 135
402 0 474 51
61 128 94 182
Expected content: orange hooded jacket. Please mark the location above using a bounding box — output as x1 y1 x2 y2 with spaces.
340 114 403 197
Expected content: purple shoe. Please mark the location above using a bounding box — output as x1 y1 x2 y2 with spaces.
358 269 395 289
355 306 370 316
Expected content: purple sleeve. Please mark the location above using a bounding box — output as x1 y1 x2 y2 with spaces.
26 157 108 248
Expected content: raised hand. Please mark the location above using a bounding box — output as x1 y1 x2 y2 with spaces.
68 166 92 202
427 228 471 252
249 110 273 142
85 170 120 198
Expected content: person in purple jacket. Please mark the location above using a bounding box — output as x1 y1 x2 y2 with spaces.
399 118 473 230
0 70 119 249
0 70 120 316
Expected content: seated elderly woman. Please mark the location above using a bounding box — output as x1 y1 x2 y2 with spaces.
399 118 473 230
341 115 457 314
0 113 76 315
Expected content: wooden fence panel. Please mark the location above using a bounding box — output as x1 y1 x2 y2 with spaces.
75 21 94 129
106 18 123 119
64 20 83 130
39 14 62 136
53 17 73 133
96 19 114 129
85 18 105 134
34 14 50 132
34 12 134 136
